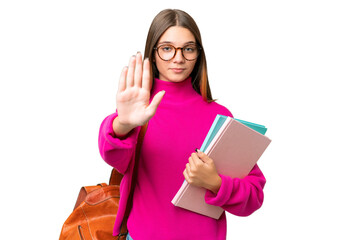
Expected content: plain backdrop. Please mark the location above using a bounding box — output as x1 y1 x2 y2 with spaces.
1 0 359 239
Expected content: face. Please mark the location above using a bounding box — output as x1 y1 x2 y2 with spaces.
154 26 198 83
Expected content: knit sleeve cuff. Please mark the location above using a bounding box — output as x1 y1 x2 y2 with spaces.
204 174 233 207
102 113 141 149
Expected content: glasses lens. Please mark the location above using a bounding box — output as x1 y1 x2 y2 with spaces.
158 45 175 61
182 44 199 61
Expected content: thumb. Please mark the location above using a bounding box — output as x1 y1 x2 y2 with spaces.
146 90 165 118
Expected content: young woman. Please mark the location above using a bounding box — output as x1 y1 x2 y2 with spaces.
98 9 266 240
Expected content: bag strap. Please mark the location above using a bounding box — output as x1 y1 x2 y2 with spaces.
119 123 148 238
109 168 123 186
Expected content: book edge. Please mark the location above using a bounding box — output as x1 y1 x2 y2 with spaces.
205 117 231 156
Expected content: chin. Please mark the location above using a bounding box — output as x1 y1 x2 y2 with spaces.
171 77 188 83
162 73 191 83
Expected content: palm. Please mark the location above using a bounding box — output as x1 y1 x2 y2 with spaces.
116 53 165 128
116 86 151 126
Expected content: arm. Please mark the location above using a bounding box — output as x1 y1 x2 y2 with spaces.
98 112 141 174
99 52 165 173
204 164 266 216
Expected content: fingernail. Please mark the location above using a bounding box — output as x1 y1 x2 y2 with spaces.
195 148 199 152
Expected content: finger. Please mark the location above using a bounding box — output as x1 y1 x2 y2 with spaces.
145 90 165 118
196 150 210 163
183 167 193 184
118 66 128 92
186 163 191 172
188 155 196 168
191 152 204 164
185 162 195 179
126 55 136 87
134 52 143 88
142 58 151 91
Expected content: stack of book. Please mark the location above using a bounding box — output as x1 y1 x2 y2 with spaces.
172 115 271 219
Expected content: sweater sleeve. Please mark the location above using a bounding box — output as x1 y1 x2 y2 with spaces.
98 112 141 174
204 164 266 216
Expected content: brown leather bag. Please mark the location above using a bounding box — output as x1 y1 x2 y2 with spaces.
59 124 148 240
59 169 123 240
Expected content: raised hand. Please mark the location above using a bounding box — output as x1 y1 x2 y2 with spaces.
113 52 165 137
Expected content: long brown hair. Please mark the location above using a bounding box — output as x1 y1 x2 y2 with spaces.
144 9 214 102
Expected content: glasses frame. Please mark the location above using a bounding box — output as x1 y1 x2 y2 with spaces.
154 43 202 61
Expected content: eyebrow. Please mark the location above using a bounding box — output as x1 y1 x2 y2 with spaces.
158 41 196 45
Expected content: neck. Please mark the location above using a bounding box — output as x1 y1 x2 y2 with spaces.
151 77 200 104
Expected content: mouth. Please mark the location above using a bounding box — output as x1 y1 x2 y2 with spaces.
170 68 186 73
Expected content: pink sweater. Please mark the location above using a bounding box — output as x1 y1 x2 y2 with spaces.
98 77 266 239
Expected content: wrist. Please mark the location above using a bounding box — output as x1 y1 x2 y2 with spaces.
208 175 222 195
112 117 135 138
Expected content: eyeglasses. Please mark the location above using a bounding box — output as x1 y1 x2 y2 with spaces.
154 44 202 61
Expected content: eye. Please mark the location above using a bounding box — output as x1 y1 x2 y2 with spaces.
160 45 173 52
183 45 197 52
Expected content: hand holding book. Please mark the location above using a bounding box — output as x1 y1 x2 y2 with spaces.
183 150 222 194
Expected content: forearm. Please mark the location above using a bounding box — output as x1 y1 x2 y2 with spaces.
206 175 222 195
205 164 266 216
99 113 141 173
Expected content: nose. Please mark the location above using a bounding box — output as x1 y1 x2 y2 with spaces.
173 48 185 62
